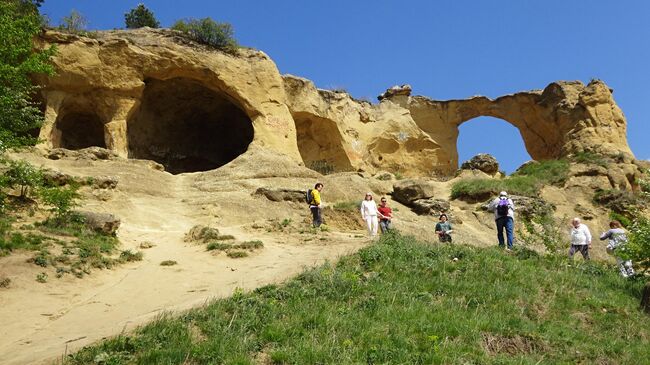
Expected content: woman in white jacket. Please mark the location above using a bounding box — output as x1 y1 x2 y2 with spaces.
360 192 380 237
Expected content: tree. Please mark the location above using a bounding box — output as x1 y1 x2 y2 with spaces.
58 9 88 34
125 3 160 29
0 0 55 153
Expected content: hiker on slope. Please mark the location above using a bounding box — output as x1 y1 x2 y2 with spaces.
360 192 380 238
569 217 592 261
600 220 635 277
488 191 515 250
309 183 324 228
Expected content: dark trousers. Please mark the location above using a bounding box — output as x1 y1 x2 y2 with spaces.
496 216 514 249
568 244 590 260
310 206 322 227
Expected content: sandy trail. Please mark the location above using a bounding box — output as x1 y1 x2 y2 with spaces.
0 167 368 365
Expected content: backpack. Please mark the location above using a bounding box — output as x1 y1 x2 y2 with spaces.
306 189 313 205
496 198 509 216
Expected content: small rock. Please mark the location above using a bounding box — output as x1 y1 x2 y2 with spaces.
460 154 500 175
76 211 121 235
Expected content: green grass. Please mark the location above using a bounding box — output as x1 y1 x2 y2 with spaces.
571 151 610 167
333 201 360 211
63 233 650 364
451 160 569 200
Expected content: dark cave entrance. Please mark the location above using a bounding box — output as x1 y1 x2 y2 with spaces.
53 108 106 150
293 112 352 174
127 78 254 174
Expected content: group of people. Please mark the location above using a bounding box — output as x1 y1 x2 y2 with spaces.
309 184 635 278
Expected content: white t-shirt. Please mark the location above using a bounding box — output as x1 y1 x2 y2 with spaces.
570 223 592 246
360 200 379 218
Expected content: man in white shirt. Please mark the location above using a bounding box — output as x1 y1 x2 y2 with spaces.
569 217 592 261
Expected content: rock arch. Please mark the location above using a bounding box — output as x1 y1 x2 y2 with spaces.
406 80 632 173
127 77 254 174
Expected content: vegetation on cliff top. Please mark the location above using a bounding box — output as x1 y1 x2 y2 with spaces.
63 233 649 364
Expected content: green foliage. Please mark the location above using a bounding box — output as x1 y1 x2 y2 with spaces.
571 151 609 167
0 1 55 153
519 213 567 254
609 211 631 228
124 3 160 29
226 250 248 258
206 242 231 251
119 250 143 262
38 184 80 218
35 271 47 283
622 216 650 274
64 233 650 364
593 189 645 220
58 9 88 34
452 160 570 200
333 200 360 211
307 159 335 175
171 17 238 53
638 168 650 198
2 160 44 198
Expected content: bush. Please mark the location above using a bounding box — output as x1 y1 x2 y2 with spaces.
519 213 567 254
622 216 650 274
570 151 609 167
171 17 238 53
512 159 569 185
38 184 80 218
124 3 160 29
3 160 44 198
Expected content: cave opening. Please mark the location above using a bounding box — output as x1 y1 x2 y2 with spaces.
127 78 254 174
293 112 352 174
53 108 106 150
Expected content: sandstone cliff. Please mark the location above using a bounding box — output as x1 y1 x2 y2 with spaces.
36 28 635 177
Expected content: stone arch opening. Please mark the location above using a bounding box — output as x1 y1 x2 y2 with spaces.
293 112 352 174
127 77 254 174
457 116 531 173
52 102 106 150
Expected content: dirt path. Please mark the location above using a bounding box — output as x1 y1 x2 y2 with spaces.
0 166 368 365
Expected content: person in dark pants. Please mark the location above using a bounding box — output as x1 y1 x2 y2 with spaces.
569 217 592 261
377 197 393 233
488 191 515 250
309 183 324 228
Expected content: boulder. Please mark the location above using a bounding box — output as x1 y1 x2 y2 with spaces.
460 154 500 175
377 84 412 100
411 198 450 216
76 211 121 235
255 187 305 203
392 179 436 205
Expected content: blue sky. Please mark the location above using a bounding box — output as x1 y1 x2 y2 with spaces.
41 1 650 173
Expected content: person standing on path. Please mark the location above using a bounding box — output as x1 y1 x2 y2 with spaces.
309 183 324 228
360 192 379 238
377 196 393 233
600 220 635 277
569 217 592 261
488 191 515 250
435 213 453 243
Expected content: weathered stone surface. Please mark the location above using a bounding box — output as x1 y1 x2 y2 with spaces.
42 170 74 186
392 179 437 205
460 154 500 175
76 211 121 235
92 176 119 189
411 198 450 216
377 84 412 101
255 187 304 203
37 29 636 178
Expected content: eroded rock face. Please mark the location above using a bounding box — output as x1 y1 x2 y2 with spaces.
37 29 635 177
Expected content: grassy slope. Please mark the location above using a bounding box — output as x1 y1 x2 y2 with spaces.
64 234 649 365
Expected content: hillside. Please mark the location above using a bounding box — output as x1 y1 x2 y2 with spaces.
63 233 650 365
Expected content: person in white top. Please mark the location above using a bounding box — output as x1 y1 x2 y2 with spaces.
360 192 380 237
569 217 592 261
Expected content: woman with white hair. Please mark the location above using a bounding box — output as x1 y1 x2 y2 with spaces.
360 192 379 237
569 217 592 261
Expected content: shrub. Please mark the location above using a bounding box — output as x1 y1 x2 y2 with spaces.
3 160 44 198
171 17 238 53
119 250 143 262
160 260 177 266
519 213 567 254
307 159 335 175
227 251 248 258
570 151 609 167
124 3 159 29
622 216 650 274
207 242 231 251
58 9 88 34
38 184 80 218
451 176 538 200
512 159 569 185
236 240 263 250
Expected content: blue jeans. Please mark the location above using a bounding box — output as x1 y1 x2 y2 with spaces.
496 216 514 249
379 219 392 233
